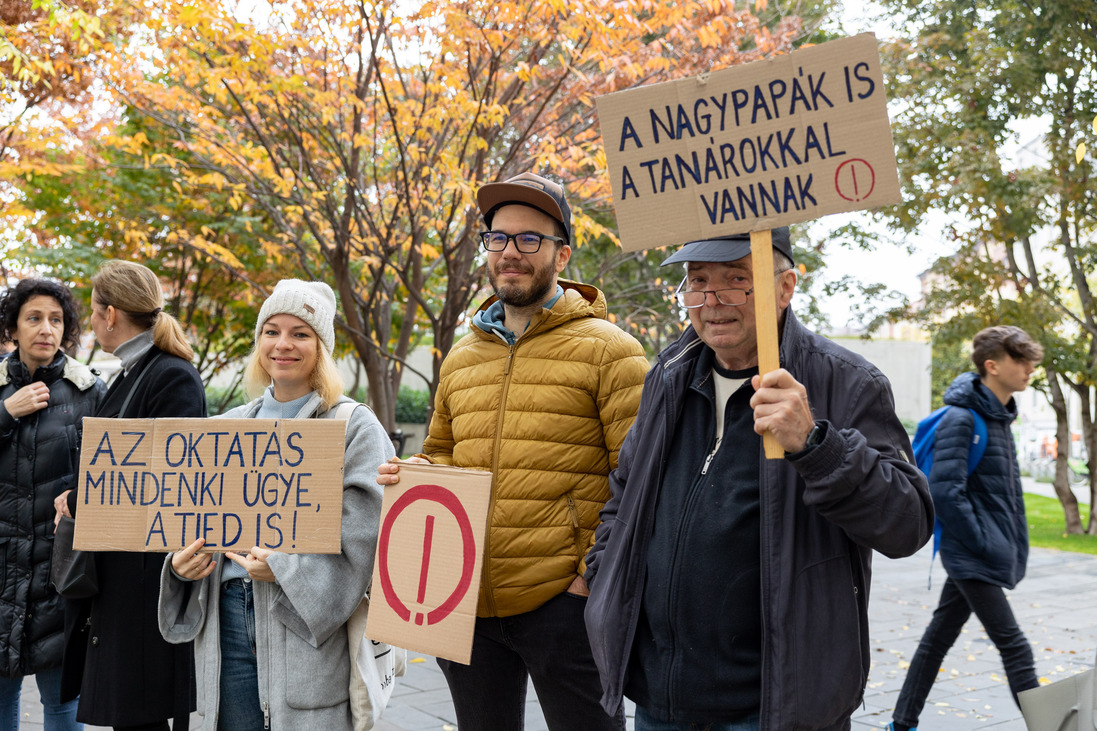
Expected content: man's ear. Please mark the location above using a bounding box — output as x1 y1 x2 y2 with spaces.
555 244 572 273
776 268 797 310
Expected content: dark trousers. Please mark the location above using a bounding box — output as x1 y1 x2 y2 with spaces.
893 576 1038 727
436 591 625 731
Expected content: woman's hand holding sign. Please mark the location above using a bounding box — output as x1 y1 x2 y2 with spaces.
172 538 217 581
172 539 276 583
226 546 276 583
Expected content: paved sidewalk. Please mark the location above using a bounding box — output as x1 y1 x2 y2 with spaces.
15 491 1096 730
370 543 1097 731
855 542 1097 729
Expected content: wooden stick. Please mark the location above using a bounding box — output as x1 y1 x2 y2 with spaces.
750 230 784 460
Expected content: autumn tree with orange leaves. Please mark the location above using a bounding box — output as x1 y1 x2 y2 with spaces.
7 0 825 427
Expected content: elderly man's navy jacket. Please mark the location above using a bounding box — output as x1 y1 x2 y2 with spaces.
584 309 933 731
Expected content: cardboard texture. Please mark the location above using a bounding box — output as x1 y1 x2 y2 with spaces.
597 33 900 252
73 417 347 554
365 462 492 665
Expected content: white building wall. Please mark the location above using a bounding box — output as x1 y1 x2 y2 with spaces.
827 337 931 426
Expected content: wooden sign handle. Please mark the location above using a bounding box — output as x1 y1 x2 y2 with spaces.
750 230 784 460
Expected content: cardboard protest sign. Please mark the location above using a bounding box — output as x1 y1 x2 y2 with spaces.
73 418 346 554
597 33 900 252
365 462 492 665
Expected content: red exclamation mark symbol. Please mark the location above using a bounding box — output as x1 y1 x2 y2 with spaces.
414 515 435 626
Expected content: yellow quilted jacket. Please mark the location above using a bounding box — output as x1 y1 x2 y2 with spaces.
422 280 649 617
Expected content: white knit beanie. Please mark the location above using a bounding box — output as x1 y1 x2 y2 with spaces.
255 280 337 354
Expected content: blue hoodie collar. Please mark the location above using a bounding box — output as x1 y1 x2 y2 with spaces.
473 285 564 345
944 371 1017 422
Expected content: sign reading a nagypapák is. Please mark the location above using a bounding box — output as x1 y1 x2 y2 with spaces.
597 33 900 252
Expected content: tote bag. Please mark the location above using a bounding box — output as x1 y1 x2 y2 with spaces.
347 595 406 730
1018 651 1096 731
50 515 97 598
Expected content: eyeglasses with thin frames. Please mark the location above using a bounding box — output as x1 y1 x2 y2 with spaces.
479 231 566 254
673 275 754 308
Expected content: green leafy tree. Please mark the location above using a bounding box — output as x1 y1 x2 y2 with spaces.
878 0 1097 532
12 0 827 431
14 110 286 390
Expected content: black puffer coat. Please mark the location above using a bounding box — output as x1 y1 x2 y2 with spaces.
0 351 105 677
932 371 1028 589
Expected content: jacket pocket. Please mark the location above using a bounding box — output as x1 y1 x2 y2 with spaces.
790 555 865 725
565 493 583 563
283 623 351 709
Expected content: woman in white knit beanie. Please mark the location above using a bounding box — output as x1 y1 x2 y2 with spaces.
159 279 394 730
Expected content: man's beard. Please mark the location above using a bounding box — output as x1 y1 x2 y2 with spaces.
489 260 556 309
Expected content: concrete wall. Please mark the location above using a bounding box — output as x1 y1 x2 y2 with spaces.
827 337 931 426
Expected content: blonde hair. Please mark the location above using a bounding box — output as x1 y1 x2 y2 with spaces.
243 332 345 410
91 260 194 361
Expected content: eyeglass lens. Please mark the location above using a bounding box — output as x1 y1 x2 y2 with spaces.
482 232 545 253
677 289 751 307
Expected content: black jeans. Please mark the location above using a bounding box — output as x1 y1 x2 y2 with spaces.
436 591 625 731
893 576 1038 727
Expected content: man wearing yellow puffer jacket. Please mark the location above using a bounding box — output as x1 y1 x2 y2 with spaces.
378 172 648 730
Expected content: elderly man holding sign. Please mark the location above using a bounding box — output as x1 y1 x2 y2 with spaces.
583 226 933 731
584 33 936 731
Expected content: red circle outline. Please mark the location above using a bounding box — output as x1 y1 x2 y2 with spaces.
834 158 877 202
377 484 476 625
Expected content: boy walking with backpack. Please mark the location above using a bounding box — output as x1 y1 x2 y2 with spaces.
889 326 1044 731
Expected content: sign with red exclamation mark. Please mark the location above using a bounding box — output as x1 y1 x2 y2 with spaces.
366 463 492 664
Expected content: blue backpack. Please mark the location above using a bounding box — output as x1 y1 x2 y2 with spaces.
911 405 987 587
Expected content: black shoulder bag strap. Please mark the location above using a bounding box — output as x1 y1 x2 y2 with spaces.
117 351 163 418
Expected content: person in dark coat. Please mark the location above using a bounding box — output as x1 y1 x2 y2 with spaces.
55 261 205 731
0 278 105 730
583 229 934 731
889 326 1044 731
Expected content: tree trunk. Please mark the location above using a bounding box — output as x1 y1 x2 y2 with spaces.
1077 384 1097 535
1046 367 1083 533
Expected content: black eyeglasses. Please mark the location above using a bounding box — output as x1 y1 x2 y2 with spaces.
479 231 566 254
673 275 753 308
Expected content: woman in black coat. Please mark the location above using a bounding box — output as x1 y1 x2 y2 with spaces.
57 261 205 731
0 278 105 730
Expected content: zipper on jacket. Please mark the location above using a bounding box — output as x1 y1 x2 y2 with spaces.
485 341 519 616
757 448 771 730
565 493 582 560
700 437 722 475
263 702 270 730
661 431 719 718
